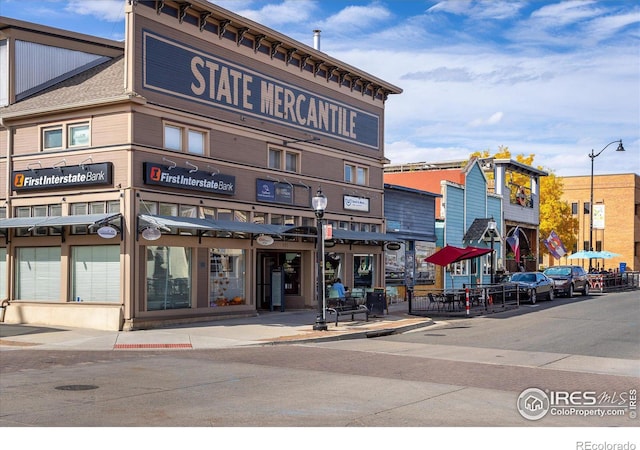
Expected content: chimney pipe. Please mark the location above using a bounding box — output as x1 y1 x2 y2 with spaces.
313 29 321 50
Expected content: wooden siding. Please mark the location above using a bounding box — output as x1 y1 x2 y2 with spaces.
464 163 487 228
384 189 436 241
444 184 465 245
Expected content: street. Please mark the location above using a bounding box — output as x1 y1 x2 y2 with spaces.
1 291 638 439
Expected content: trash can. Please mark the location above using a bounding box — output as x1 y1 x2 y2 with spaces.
366 291 386 316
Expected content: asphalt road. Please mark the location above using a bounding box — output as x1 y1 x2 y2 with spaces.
388 290 640 359
1 291 638 440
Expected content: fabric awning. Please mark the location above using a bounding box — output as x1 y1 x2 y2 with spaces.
425 245 492 266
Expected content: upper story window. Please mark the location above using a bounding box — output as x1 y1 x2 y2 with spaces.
41 121 90 151
345 163 368 185
14 204 62 236
70 201 119 234
571 202 578 215
268 147 299 172
164 122 207 155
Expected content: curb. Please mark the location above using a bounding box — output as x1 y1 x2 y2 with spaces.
259 317 435 345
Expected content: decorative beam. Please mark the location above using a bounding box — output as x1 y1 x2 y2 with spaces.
254 34 266 52
313 60 324 77
285 47 297 66
338 71 349 87
178 2 191 23
299 54 311 71
350 76 361 92
155 0 165 15
218 19 231 39
198 11 211 32
237 27 249 46
361 81 371 96
270 41 282 59
325 66 337 82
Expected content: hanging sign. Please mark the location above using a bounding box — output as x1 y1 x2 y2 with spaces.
256 235 274 246
97 226 118 239
142 227 162 241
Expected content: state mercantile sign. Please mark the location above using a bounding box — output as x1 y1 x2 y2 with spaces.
142 31 380 150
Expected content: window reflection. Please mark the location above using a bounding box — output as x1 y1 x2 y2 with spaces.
210 248 246 307
146 246 191 310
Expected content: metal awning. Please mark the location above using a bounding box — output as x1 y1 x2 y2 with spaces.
0 213 121 229
138 214 285 237
331 229 401 242
0 213 123 242
138 214 214 231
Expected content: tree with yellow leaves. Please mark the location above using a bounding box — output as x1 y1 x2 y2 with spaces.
470 146 578 257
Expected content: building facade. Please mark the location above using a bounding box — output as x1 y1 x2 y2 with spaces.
383 183 440 301
542 173 640 272
385 157 548 288
0 1 401 330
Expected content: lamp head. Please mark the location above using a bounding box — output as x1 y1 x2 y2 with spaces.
312 187 327 219
616 140 625 152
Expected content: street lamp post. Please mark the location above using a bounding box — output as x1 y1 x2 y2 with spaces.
589 140 624 256
488 218 497 284
312 187 328 331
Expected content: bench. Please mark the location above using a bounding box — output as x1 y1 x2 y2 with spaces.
326 296 369 326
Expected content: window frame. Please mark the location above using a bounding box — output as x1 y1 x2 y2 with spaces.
163 121 208 155
40 120 91 151
344 162 369 185
267 145 300 173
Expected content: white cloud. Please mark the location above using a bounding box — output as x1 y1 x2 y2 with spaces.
469 112 504 127
228 0 319 28
65 0 125 22
428 0 526 20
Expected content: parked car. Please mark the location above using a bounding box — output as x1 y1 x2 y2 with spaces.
509 272 555 304
543 265 590 297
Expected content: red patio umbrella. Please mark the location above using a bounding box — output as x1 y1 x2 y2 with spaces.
425 245 492 266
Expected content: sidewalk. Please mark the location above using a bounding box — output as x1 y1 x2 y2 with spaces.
0 301 434 351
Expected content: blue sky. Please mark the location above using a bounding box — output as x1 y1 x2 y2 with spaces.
1 0 639 177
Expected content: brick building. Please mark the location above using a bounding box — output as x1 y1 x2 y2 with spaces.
543 173 640 272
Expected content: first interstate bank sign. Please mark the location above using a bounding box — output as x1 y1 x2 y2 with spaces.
144 163 235 196
13 163 112 191
142 31 380 150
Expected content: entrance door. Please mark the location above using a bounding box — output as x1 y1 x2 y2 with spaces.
257 253 278 310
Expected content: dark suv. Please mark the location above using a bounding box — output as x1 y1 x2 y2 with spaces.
543 265 590 297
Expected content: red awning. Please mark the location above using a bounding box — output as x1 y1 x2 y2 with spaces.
425 245 492 266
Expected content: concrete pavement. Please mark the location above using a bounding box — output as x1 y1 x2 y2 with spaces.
0 301 433 351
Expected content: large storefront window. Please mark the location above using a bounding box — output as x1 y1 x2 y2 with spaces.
16 247 61 301
385 243 406 285
71 246 120 302
415 241 436 284
283 252 301 295
146 246 191 310
210 248 246 307
353 254 374 289
325 252 344 290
